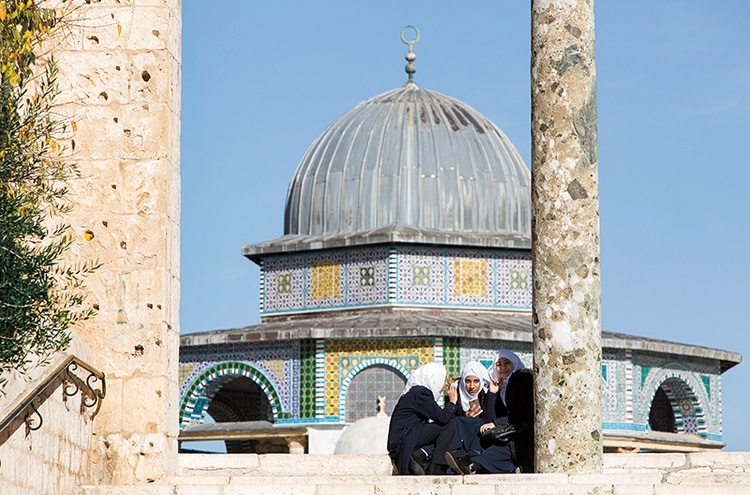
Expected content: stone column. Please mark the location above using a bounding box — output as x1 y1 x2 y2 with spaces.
530 0 603 473
52 0 181 485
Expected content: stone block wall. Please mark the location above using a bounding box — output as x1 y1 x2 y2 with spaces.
0 341 97 494
45 0 182 485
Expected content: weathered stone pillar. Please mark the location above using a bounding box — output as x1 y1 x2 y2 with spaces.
530 0 603 473
52 0 181 485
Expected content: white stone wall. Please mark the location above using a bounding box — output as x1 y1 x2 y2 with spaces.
0 343 97 495
1 386 94 494
45 0 182 486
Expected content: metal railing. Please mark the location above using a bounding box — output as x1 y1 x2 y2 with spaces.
0 356 106 450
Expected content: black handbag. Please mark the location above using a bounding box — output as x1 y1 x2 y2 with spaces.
482 422 530 442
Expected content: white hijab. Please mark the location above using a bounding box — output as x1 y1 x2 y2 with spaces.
458 361 490 412
490 350 526 403
401 362 447 402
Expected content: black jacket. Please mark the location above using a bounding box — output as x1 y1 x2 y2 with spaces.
456 389 495 422
492 370 535 472
387 385 456 475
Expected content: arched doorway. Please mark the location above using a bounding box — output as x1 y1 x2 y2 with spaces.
648 377 704 435
649 386 676 433
344 364 406 423
208 376 274 453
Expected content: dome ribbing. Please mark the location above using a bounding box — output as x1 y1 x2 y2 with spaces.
283 83 530 243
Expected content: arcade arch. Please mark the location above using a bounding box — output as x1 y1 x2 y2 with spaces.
179 362 282 428
340 360 409 423
648 376 705 435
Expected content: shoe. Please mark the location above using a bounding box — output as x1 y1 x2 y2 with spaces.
409 449 427 475
445 451 473 475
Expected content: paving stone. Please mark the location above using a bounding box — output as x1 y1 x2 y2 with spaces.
604 454 687 471
655 484 750 495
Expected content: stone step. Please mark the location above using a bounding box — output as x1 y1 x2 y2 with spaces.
176 453 393 477
80 453 750 495
80 481 750 495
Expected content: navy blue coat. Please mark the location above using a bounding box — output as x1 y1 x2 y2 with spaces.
387 385 456 475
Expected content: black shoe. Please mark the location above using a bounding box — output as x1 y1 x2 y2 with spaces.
445 451 473 475
409 449 428 475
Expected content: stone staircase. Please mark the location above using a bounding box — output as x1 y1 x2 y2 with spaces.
80 452 750 495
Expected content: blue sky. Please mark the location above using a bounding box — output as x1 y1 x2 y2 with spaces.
180 2 750 450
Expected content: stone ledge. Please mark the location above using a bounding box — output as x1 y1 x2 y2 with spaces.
653 485 750 495
665 472 750 485
687 451 750 469
604 453 688 471
569 472 664 485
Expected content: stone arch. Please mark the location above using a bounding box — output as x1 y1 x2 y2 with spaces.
339 359 410 422
179 361 282 428
647 375 706 435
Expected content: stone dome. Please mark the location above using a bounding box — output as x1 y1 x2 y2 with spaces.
334 416 390 455
284 82 531 247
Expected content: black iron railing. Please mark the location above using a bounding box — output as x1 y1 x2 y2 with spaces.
0 356 106 450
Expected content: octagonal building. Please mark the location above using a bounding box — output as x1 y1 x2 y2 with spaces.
178 40 740 455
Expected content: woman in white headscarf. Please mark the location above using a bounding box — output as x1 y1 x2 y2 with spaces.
446 350 534 475
457 361 491 417
387 362 458 475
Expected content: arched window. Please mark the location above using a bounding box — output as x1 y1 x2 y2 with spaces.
649 386 676 433
345 365 406 423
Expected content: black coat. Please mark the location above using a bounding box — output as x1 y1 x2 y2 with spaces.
387 385 456 475
492 370 535 472
455 389 495 421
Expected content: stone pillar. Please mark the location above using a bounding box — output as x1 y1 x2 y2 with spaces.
530 0 603 473
52 0 181 485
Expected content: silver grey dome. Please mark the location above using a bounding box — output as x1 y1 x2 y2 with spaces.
284 83 530 243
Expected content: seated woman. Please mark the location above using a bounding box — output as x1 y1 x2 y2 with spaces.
446 350 534 475
456 361 491 418
450 361 495 456
387 362 458 475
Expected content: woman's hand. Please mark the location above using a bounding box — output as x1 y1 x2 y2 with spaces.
447 381 458 404
479 422 494 435
489 378 500 394
466 403 483 418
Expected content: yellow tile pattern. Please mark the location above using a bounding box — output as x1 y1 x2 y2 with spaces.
454 259 488 296
265 359 285 380
311 263 340 300
324 338 434 417
179 364 197 387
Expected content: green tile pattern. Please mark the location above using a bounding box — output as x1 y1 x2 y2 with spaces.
300 339 316 418
443 337 461 379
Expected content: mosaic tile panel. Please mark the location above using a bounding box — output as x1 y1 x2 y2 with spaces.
496 252 532 308
446 252 494 307
443 337 461 379
306 252 346 309
347 248 389 305
179 340 299 425
262 248 390 315
180 361 283 427
397 247 446 305
262 247 533 314
299 339 316 418
637 357 713 436
340 359 410 422
601 353 619 417
315 339 326 418
263 255 306 313
624 350 634 422
324 338 434 418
